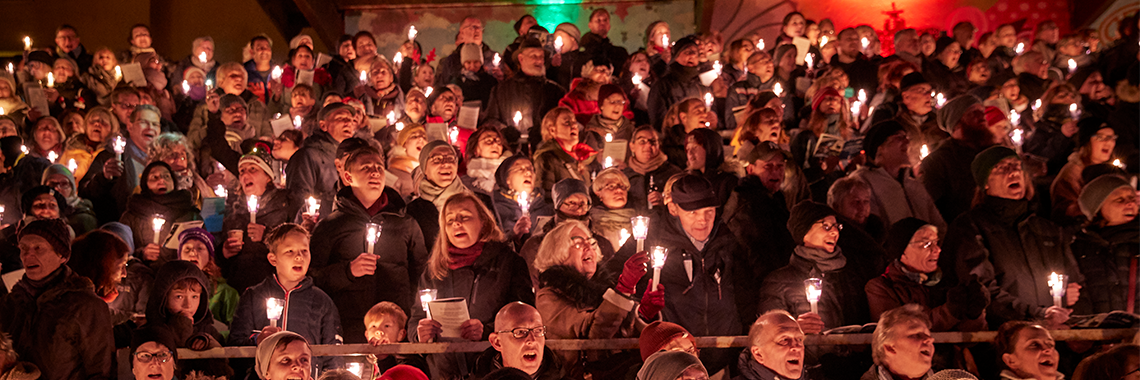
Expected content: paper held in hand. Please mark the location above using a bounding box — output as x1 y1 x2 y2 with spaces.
457 105 479 130
120 63 147 87
602 140 628 164
21 84 49 117
426 123 448 142
427 297 471 339
163 221 206 250
315 53 333 68
3 269 24 292
271 115 295 137
296 70 314 86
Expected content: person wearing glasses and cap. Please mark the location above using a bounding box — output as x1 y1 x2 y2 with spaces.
472 302 567 380
129 326 179 380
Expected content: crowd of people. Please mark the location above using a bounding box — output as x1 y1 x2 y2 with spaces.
0 7 1137 380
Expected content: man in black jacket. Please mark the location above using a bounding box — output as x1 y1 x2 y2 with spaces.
309 146 428 343
286 103 358 202
648 35 709 129
484 38 566 152
724 142 796 283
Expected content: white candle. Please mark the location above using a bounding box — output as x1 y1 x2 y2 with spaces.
920 144 930 160
23 36 31 51
424 86 433 98
449 126 459 144
247 195 259 224
306 196 320 216
419 288 436 319
517 191 530 217
1012 128 1024 148
47 151 57 163
266 297 284 327
5 63 12 75
46 73 54 88
804 278 823 314
631 216 649 252
365 222 380 255
215 185 227 198
293 115 302 128
67 158 77 173
651 246 667 289
271 65 283 81
773 83 783 98
152 215 166 245
408 25 418 42
113 136 126 160
1048 272 1067 307
198 52 208 63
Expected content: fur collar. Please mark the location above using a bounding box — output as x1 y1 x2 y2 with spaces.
538 265 611 310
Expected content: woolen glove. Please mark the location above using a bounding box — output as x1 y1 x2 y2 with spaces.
947 276 989 320
638 284 665 320
616 251 650 294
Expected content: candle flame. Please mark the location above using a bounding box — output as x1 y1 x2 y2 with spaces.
365 223 380 244
861 37 870 49
493 53 501 66
359 70 367 82
293 115 302 128
554 36 563 52
820 36 829 46
198 52 208 63
215 185 227 198
67 158 77 173
23 36 31 50
47 151 57 163
307 196 320 214
408 25 418 41
631 73 642 86
1112 159 1124 169
517 191 530 211
704 92 713 108
605 133 613 143
395 122 405 131
1015 42 1025 54
46 72 54 88
513 111 523 126
920 144 930 160
1067 59 1077 72
271 65 283 80
394 52 402 64
424 86 433 98
805 278 823 302
152 215 166 231
651 246 667 268
857 89 867 103
805 53 814 69
1009 110 1021 127
773 82 783 97
631 216 649 240
266 298 284 320
181 80 190 94
604 156 613 168
247 195 259 214
756 39 764 51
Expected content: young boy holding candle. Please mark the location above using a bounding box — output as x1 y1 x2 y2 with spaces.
228 223 343 369
365 301 430 374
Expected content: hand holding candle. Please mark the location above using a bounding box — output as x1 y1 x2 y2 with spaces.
365 222 381 255
1048 272 1067 308
152 215 166 245
113 136 126 160
631 216 649 252
306 196 321 217
266 297 284 327
247 195 259 224
804 278 823 314
419 289 437 319
651 246 667 289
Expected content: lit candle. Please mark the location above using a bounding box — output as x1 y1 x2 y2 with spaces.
712 60 722 75
419 288 436 319
756 39 764 51
1032 99 1042 112
198 52 208 63
604 156 613 168
20 145 27 155
266 297 284 328
247 195 259 224
861 37 870 50
517 191 530 217
408 25 418 42
1011 128 1024 148
0 107 4 115
820 36 829 46
631 73 642 86
935 93 946 109
1009 110 1021 127
920 144 930 160
554 36 564 53
1048 272 1066 307
773 83 784 98
0 205 4 222
293 115 302 128
424 86 433 98
5 63 12 75
205 79 214 91
1067 59 1077 75
804 278 823 314
113 136 126 160
1069 103 1080 120
359 70 367 83
605 133 613 143
1112 159 1124 169
22 36 31 51
662 35 670 49
215 185 227 198
619 228 631 247
704 92 713 108
306 196 320 216
651 246 667 289
386 111 397 126
631 216 649 252
67 158 77 173
448 126 459 144
393 52 402 66
493 53 501 68
46 72 54 88
47 151 57 163
181 80 190 94
805 53 814 70
850 100 862 120
513 111 523 127
152 215 166 245
395 122 405 131
857 89 867 104
346 363 364 378
114 66 122 82
365 222 381 255
1015 42 1025 55
271 66 283 81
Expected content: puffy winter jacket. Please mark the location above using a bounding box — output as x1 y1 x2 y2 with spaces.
286 128 340 202
1070 222 1139 314
218 185 304 293
648 62 709 129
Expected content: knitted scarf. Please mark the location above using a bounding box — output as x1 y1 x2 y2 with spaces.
448 241 484 270
794 245 847 272
627 151 668 175
417 176 467 209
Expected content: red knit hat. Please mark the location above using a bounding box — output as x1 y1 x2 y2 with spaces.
378 364 428 380
811 87 842 111
639 321 696 360
983 106 1007 128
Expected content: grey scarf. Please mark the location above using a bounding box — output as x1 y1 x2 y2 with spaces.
794 245 847 272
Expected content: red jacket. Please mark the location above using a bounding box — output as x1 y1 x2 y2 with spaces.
559 78 634 125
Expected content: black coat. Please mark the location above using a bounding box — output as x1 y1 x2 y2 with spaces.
218 186 304 293
621 163 682 214
723 176 796 282
648 62 709 129
310 186 428 343
119 189 202 265
0 266 114 380
143 260 229 377
407 240 534 380
943 196 1082 327
759 251 874 330
286 128 340 201
1071 222 1139 314
471 346 570 380
484 73 566 150
920 139 986 224
0 155 50 225
228 275 343 370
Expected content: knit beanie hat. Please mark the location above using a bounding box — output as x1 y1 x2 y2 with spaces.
238 153 274 178
984 106 1008 129
218 94 247 112
19 218 72 259
553 178 590 209
396 126 426 147
255 331 309 379
750 91 780 110
495 155 529 193
379 364 429 380
638 351 707 380
419 140 456 168
1076 117 1112 147
671 35 701 58
863 120 907 161
1079 175 1133 219
102 222 136 253
318 102 357 121
933 36 956 57
936 94 980 133
178 227 216 260
21 185 68 218
899 72 929 93
639 321 696 360
27 51 53 66
811 87 842 111
597 84 627 105
460 43 483 64
885 217 932 259
970 145 1018 186
555 23 581 43
787 201 837 244
130 325 180 363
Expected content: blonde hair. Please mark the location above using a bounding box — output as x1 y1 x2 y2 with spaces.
533 219 602 273
426 192 506 280
871 304 931 365
365 301 407 327
540 106 576 141
591 167 630 193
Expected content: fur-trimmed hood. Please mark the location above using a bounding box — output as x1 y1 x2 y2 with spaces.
538 265 614 310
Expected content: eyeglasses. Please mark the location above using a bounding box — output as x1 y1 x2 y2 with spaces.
604 99 627 106
570 236 599 251
561 200 588 210
909 239 939 250
600 183 629 192
816 222 843 232
496 326 546 339
134 350 173 364
634 138 659 146
480 137 502 145
428 155 458 165
991 162 1023 175
1091 134 1118 142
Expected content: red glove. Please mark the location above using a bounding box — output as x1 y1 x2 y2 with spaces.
639 283 665 320
616 251 649 294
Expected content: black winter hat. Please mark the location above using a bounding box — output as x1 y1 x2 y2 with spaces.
18 218 72 259
863 120 907 161
933 36 956 57
130 325 180 362
21 185 69 218
27 51 53 66
668 173 719 211
553 178 590 209
1076 117 1112 147
336 137 373 159
970 145 1019 186
671 35 700 59
899 72 929 92
1 135 23 168
787 201 837 244
495 154 529 193
885 217 932 259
